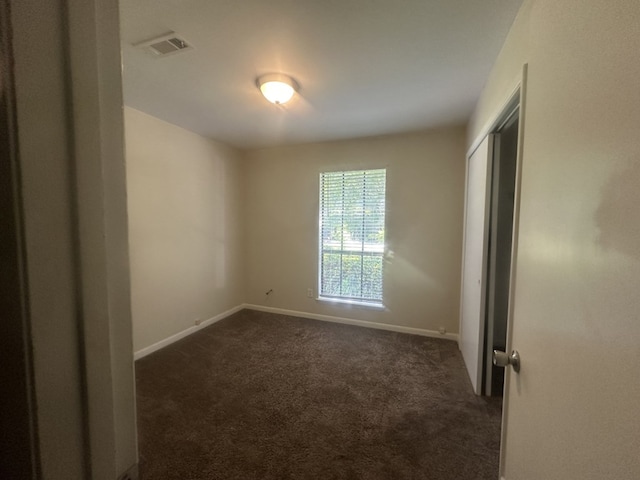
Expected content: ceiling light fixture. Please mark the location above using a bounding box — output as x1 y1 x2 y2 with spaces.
256 73 300 105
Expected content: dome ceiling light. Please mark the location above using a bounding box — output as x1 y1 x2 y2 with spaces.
256 73 300 105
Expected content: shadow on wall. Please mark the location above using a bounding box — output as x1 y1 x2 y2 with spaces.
595 158 640 260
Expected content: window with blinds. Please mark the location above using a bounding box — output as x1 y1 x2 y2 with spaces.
319 169 386 304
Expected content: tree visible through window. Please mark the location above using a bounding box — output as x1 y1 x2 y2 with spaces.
319 169 386 304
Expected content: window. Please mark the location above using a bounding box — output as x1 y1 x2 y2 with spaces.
319 169 386 305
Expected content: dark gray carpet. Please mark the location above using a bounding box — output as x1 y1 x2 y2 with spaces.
135 309 502 480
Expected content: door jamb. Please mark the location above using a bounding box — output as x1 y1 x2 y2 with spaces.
498 63 529 477
484 104 520 396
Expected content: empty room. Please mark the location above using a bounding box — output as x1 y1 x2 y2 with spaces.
121 0 516 478
4 1 639 479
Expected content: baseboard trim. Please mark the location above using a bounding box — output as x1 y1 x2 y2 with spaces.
134 305 244 360
134 303 458 359
242 304 459 342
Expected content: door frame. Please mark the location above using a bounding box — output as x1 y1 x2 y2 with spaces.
460 66 527 398
462 64 527 473
496 64 528 477
484 103 520 396
0 1 39 476
7 1 138 477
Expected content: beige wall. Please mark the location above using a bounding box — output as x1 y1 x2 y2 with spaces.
125 107 245 352
244 128 466 334
470 0 640 477
467 0 532 147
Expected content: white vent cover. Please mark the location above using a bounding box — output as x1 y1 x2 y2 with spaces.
134 32 193 57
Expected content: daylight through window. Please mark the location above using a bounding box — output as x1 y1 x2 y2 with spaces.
319 169 386 304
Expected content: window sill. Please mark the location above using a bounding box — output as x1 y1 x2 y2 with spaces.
317 296 386 311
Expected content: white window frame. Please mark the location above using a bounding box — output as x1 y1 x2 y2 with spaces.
317 168 386 307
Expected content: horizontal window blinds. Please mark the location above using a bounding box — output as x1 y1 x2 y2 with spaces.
319 169 386 303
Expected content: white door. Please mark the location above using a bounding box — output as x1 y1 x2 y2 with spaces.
459 135 493 395
497 3 640 476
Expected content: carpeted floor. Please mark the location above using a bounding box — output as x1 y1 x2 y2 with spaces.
135 309 502 480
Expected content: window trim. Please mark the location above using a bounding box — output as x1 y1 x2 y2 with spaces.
316 295 387 310
317 168 386 307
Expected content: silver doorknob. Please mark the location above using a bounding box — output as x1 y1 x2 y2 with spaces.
493 350 520 373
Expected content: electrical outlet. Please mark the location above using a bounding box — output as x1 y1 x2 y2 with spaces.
438 326 446 335
195 318 203 326
307 288 313 298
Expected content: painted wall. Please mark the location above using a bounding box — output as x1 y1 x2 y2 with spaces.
244 128 466 335
467 0 532 145
125 107 245 352
469 0 640 478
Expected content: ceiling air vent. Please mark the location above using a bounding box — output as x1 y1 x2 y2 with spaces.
134 32 193 57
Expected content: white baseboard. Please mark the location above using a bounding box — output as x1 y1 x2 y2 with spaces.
242 304 459 342
134 303 458 360
134 305 244 360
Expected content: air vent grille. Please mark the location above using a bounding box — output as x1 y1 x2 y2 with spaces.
134 32 193 58
148 37 190 55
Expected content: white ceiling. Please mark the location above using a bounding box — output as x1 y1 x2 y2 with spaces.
120 0 523 149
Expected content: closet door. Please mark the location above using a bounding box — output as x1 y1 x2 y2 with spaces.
459 135 493 395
